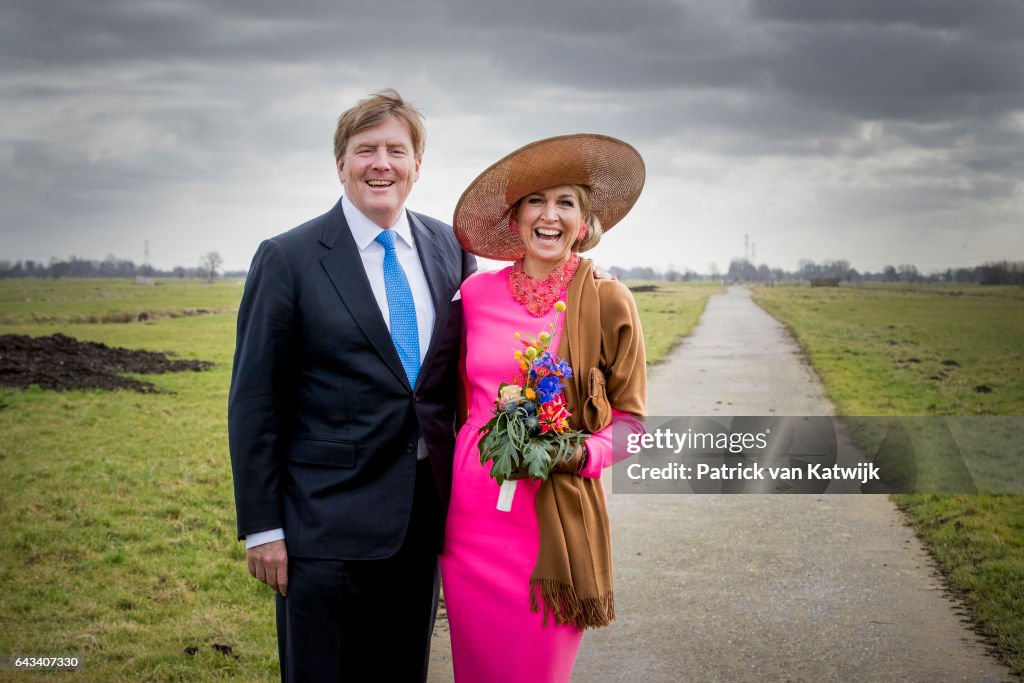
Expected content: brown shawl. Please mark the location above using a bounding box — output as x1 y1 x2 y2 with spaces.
530 259 648 628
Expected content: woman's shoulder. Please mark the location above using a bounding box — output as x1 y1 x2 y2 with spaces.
596 280 639 323
592 273 633 299
582 261 637 311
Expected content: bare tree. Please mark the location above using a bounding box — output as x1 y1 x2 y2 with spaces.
199 251 223 282
897 263 919 283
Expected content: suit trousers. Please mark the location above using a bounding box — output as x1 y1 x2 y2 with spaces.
276 458 443 682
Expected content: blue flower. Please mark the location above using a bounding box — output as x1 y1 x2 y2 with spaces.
534 354 573 381
535 354 558 374
536 375 563 403
557 360 573 379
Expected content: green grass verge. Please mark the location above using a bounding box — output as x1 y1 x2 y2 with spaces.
0 277 719 680
628 281 722 364
752 282 1024 675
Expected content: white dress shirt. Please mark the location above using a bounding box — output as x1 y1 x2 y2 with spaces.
341 196 435 361
245 197 437 550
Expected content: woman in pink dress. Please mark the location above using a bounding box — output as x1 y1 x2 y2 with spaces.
440 135 648 682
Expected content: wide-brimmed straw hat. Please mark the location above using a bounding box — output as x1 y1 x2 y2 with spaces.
453 134 645 261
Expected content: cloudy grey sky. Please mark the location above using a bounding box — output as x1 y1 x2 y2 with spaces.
2 0 1022 273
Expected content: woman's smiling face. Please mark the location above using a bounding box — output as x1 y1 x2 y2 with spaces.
514 185 585 276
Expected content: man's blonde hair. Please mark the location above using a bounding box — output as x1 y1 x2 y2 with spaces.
333 89 426 161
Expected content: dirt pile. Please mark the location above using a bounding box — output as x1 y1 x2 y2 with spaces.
0 333 213 392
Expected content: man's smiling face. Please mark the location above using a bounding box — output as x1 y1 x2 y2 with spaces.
337 115 421 228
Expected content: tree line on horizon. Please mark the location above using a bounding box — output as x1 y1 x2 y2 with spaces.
610 258 1024 286
0 252 240 282
1 255 1022 286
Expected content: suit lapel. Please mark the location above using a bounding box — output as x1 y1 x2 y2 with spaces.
318 200 410 389
409 211 452 386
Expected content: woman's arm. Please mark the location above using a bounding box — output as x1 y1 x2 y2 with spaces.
577 281 648 478
577 409 646 477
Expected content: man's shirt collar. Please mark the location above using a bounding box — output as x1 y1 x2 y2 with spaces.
342 196 414 252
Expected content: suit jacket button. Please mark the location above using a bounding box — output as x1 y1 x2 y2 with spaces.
406 443 416 454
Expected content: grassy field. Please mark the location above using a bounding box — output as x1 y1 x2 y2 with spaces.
0 280 270 681
753 282 1024 675
628 280 722 364
0 277 714 681
0 278 243 325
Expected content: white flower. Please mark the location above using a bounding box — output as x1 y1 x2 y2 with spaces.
498 384 523 408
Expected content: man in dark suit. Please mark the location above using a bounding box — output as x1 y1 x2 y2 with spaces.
228 89 475 681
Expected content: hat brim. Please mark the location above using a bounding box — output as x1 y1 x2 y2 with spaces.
454 134 645 261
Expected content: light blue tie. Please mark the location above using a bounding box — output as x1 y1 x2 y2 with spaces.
375 230 420 388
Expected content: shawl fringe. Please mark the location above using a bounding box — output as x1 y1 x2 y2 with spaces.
530 578 616 629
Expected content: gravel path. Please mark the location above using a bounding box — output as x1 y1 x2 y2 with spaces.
431 286 1014 682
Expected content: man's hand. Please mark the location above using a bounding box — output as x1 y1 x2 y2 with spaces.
247 539 288 596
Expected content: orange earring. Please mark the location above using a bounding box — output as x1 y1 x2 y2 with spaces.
578 224 588 241
509 217 519 234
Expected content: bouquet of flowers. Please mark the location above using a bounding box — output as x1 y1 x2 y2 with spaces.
477 301 588 486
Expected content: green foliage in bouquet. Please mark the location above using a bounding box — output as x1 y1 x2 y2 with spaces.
477 304 588 485
478 390 588 485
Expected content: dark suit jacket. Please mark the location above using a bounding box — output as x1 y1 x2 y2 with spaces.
228 197 476 560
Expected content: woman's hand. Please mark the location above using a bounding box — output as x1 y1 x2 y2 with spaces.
551 444 588 475
505 463 532 481
505 445 588 480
